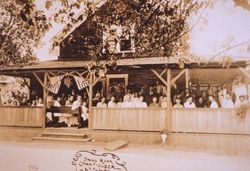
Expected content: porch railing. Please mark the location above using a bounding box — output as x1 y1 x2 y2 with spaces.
171 108 250 134
92 108 166 131
0 106 43 127
92 108 250 134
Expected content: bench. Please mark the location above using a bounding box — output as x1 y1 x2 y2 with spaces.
46 106 80 127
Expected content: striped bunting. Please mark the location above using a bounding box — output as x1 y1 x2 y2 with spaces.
48 75 64 94
73 75 89 90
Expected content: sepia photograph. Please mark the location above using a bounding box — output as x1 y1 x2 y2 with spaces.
0 0 250 170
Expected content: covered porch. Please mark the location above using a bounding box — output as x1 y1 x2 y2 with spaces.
0 60 250 154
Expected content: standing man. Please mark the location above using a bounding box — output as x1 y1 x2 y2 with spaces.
72 95 83 128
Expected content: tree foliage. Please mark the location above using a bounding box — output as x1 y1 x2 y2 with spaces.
1 0 201 67
0 0 50 66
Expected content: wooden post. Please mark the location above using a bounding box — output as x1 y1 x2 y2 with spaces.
166 69 171 133
88 71 93 129
185 68 189 89
42 71 48 129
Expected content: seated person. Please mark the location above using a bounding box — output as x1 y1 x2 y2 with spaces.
122 95 135 108
93 91 102 106
108 96 117 108
196 96 206 108
116 97 123 107
123 90 133 102
65 95 74 107
184 96 196 108
208 95 219 108
235 95 247 107
36 98 44 107
149 97 160 108
54 96 62 107
222 93 234 108
97 97 107 107
31 100 36 106
173 98 184 108
20 97 28 106
160 96 172 108
132 92 140 103
135 96 148 108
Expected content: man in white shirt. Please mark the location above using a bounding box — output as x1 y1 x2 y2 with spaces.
54 96 62 107
71 95 83 128
184 96 196 108
222 93 234 108
135 96 148 108
97 97 107 107
122 95 135 108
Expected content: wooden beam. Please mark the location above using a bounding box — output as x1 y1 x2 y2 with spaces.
151 69 168 87
160 67 167 77
92 75 103 87
80 70 88 76
171 69 186 85
33 72 45 88
22 78 30 90
42 72 48 129
166 69 172 134
239 67 250 78
88 71 94 129
75 71 82 77
48 72 56 76
185 69 189 89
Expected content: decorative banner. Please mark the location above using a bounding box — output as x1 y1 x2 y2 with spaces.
48 75 64 94
191 83 220 91
72 150 127 171
73 75 89 90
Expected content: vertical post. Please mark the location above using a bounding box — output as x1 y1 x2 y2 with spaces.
88 71 93 129
166 68 171 133
185 69 189 89
42 71 47 129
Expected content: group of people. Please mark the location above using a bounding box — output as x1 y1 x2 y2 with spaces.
92 78 249 109
45 91 89 128
2 78 248 111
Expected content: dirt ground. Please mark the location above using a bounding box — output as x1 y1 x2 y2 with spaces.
1 141 250 171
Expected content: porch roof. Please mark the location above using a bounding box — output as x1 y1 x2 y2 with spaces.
0 56 249 73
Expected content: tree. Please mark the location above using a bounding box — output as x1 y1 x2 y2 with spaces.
1 0 202 67
0 0 50 66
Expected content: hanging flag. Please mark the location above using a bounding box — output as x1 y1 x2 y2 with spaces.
48 75 64 94
73 75 89 90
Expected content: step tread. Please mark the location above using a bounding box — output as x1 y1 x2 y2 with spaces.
33 136 92 142
42 132 87 137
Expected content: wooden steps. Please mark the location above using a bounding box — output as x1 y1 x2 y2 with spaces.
32 128 92 143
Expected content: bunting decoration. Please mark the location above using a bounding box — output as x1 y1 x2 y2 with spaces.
73 75 89 90
47 75 64 94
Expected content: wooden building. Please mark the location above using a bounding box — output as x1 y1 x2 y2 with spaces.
0 0 250 154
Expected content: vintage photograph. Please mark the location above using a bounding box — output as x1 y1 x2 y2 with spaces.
0 0 250 170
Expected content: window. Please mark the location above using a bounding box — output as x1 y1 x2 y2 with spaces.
103 25 135 54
